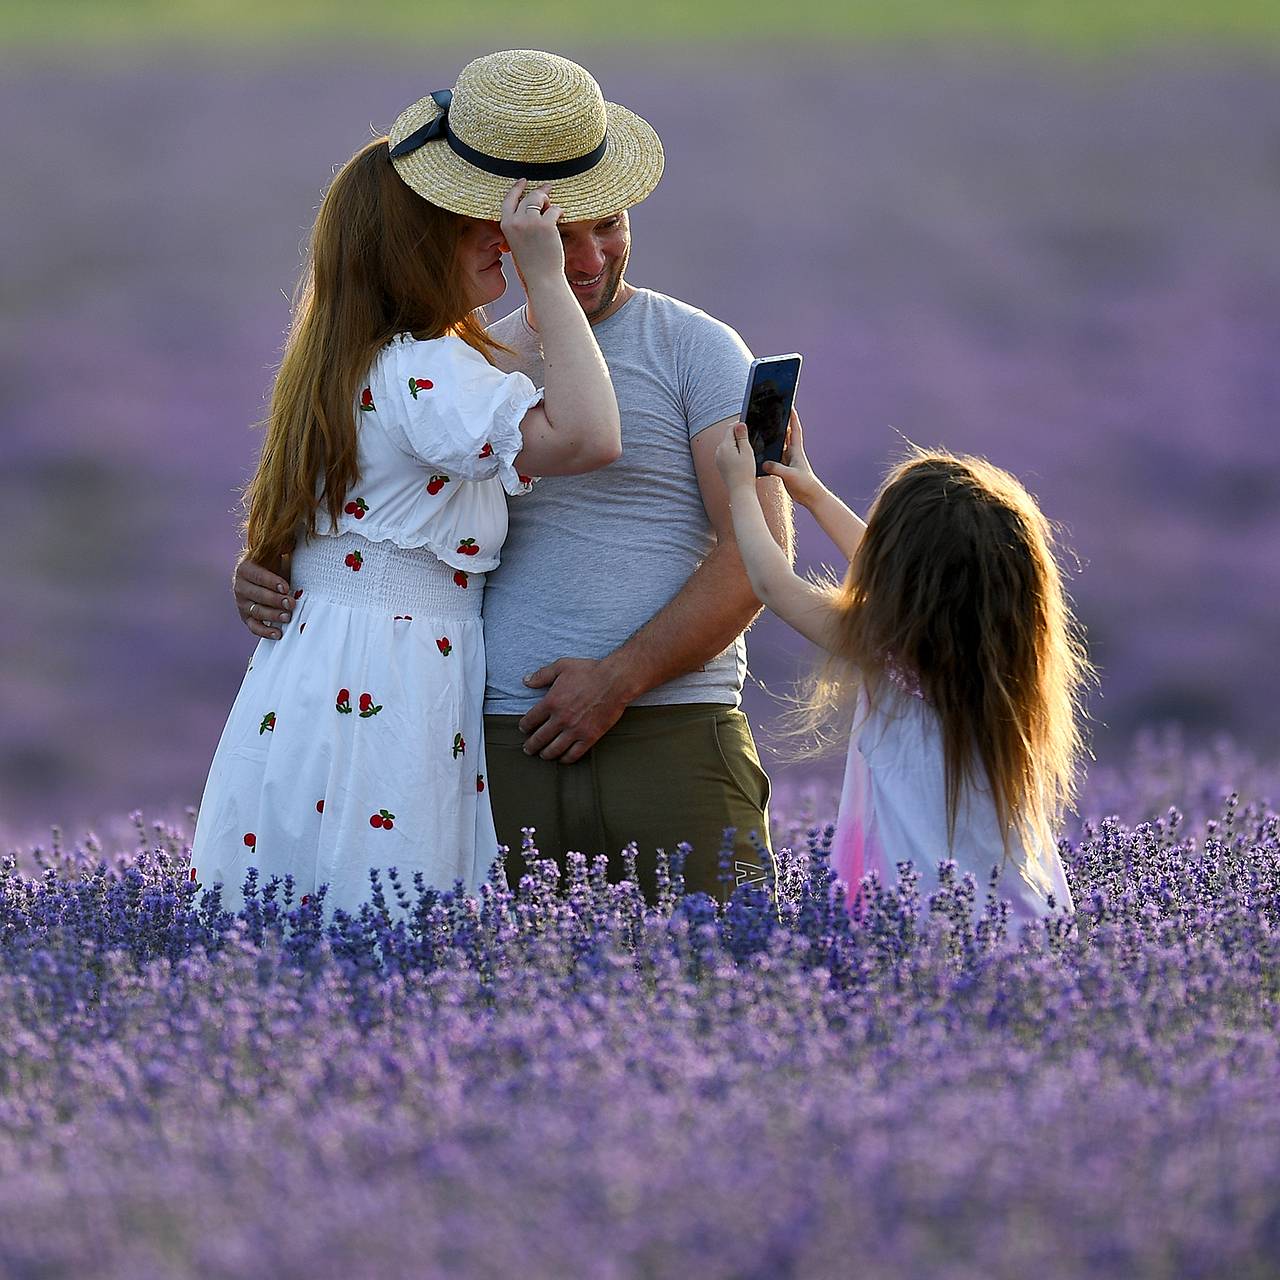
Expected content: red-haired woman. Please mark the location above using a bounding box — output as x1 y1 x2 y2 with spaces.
190 136 619 919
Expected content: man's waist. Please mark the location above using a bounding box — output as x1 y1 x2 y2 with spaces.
483 678 742 718
484 701 742 737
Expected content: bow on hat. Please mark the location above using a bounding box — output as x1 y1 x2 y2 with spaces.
389 88 608 180
389 90 454 159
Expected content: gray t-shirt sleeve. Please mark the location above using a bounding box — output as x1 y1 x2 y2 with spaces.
676 310 755 440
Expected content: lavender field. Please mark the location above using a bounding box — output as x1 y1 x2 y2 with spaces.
4 32 1280 1277
0 750 1276 1277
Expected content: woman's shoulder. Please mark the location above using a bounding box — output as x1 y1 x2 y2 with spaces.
366 334 496 407
374 332 481 370
386 331 475 352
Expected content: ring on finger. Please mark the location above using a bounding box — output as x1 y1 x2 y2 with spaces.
248 601 257 618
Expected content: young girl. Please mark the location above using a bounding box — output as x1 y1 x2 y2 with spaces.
190 130 620 917
716 421 1089 923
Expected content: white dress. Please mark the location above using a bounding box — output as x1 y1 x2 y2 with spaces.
830 687 1074 928
191 334 542 917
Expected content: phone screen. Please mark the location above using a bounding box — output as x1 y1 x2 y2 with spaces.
742 355 802 476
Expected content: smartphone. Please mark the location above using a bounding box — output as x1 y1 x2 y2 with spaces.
741 354 802 477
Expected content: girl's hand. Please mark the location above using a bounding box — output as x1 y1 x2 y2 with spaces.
500 179 565 285
763 415 824 507
716 421 762 492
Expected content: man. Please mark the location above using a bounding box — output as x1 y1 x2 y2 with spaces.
235 50 793 902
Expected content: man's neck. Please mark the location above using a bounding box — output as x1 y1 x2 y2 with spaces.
525 279 636 332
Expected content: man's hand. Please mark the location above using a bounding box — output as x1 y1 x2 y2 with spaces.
235 553 295 640
518 657 631 763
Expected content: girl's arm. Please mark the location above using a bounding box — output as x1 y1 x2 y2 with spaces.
796 486 865 564
716 422 844 653
762 417 866 563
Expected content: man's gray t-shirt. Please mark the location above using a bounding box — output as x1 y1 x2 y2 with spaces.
482 288 753 715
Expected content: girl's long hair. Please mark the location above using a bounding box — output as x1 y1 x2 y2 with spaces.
782 449 1092 870
243 138 504 571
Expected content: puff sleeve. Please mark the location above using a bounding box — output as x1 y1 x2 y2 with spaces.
370 334 542 496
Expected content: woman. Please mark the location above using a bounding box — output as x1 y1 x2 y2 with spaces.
190 110 620 918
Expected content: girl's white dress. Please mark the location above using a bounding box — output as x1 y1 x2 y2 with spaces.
191 334 541 917
831 687 1074 927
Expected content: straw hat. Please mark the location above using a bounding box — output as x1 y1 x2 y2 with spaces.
388 49 664 223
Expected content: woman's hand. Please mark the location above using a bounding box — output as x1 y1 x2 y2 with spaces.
763 415 824 508
715 422 761 493
500 179 565 286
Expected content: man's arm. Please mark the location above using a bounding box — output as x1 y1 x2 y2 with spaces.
518 414 794 762
234 552 295 640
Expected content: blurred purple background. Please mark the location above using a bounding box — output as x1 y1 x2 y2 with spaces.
4 50 1279 841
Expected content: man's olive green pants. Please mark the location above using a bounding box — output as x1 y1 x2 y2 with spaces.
484 703 772 904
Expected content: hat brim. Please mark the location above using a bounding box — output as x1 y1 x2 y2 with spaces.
389 96 663 223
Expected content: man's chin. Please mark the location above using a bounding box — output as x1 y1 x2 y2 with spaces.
581 279 620 320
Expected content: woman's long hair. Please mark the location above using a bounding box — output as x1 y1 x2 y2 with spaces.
782 449 1092 869
243 138 504 571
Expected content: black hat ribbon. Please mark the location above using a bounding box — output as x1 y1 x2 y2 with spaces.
389 88 608 180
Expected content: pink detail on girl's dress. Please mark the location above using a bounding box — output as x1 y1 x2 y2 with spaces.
832 671 919 900
830 810 867 897
831 715 881 900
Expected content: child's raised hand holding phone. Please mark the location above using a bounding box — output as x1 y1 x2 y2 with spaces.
715 421 845 652
761 416 824 508
714 420 764 491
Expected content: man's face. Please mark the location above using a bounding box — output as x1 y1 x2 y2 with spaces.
558 210 631 321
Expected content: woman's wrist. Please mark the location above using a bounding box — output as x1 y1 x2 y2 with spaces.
523 267 573 301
